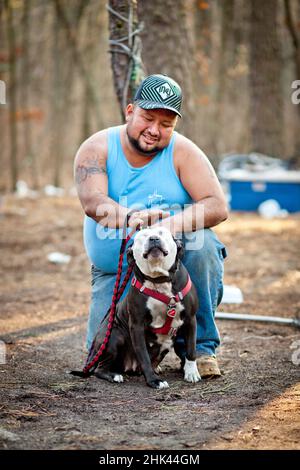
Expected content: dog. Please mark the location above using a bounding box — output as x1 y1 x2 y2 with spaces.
87 226 201 389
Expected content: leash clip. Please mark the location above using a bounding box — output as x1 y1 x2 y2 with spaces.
169 327 177 337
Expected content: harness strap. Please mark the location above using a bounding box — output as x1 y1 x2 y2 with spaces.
131 274 192 336
150 307 178 336
131 275 192 305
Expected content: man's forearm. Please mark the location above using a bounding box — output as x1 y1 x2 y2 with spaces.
82 191 130 228
82 193 228 232
159 197 228 234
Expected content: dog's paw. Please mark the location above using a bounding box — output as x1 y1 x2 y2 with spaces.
157 380 169 389
184 359 201 383
148 379 169 389
113 374 124 383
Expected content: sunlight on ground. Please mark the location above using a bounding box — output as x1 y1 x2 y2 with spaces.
213 383 300 449
216 214 300 235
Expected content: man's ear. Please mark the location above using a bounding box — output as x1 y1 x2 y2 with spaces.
125 103 134 122
174 238 185 260
127 245 135 267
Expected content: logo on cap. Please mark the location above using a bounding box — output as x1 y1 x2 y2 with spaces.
155 82 174 101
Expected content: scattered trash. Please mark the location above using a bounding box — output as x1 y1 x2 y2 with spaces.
44 185 65 197
221 285 244 304
0 428 20 442
47 252 71 264
218 153 287 180
258 199 288 219
15 180 38 199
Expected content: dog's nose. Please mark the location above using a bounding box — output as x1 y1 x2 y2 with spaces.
149 236 160 242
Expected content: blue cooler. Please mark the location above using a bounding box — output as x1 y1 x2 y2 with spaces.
224 170 300 212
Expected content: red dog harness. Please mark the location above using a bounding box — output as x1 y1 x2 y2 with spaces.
131 275 192 336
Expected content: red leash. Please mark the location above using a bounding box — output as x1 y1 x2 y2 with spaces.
71 210 140 377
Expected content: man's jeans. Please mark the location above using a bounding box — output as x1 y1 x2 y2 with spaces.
86 228 227 357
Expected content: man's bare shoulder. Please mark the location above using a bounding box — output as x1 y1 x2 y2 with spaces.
76 129 109 161
174 132 207 165
76 125 124 159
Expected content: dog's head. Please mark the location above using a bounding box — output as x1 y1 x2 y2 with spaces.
127 227 184 278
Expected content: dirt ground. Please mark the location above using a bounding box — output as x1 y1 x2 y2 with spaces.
0 194 299 450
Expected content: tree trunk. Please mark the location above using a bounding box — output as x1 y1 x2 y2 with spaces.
21 0 39 189
137 0 197 141
249 0 284 157
81 1 99 141
51 0 91 186
193 0 212 95
7 1 18 191
51 4 64 188
284 0 300 166
213 0 235 157
194 0 212 59
108 0 144 121
284 0 300 85
53 0 102 130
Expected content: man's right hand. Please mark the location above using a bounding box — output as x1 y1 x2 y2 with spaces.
128 209 170 230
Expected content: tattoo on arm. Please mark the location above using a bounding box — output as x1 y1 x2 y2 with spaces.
75 156 106 184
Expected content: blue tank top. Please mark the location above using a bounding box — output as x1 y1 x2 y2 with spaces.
83 126 193 272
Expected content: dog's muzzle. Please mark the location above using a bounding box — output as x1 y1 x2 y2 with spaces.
143 236 169 259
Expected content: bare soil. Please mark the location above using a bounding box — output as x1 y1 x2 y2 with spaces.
0 195 299 450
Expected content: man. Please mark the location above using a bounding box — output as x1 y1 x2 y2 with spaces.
74 74 228 379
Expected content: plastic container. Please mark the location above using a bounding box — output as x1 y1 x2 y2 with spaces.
224 169 300 212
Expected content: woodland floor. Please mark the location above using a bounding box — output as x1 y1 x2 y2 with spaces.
0 195 299 450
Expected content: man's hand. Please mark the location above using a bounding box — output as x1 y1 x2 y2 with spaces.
128 209 170 229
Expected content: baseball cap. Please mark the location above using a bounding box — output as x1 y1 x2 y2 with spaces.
134 74 182 117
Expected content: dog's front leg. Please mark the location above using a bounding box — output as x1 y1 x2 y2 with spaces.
128 315 169 389
183 315 201 383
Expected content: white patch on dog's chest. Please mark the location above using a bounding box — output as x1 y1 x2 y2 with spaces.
144 281 184 347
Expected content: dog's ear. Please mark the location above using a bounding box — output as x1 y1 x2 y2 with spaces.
126 246 135 267
174 237 185 260
169 238 185 274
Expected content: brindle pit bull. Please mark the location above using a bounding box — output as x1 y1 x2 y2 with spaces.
88 227 201 389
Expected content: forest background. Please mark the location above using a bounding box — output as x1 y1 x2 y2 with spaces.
0 0 300 192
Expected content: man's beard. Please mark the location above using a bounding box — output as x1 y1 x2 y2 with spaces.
127 131 161 156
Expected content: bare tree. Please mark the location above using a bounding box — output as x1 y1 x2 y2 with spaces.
193 0 213 97
249 0 284 157
6 0 18 190
284 0 300 84
284 0 300 165
21 0 39 188
108 0 145 121
213 0 235 157
138 0 197 142
51 0 94 186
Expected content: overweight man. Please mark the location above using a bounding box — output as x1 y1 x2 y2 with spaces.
74 74 228 378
